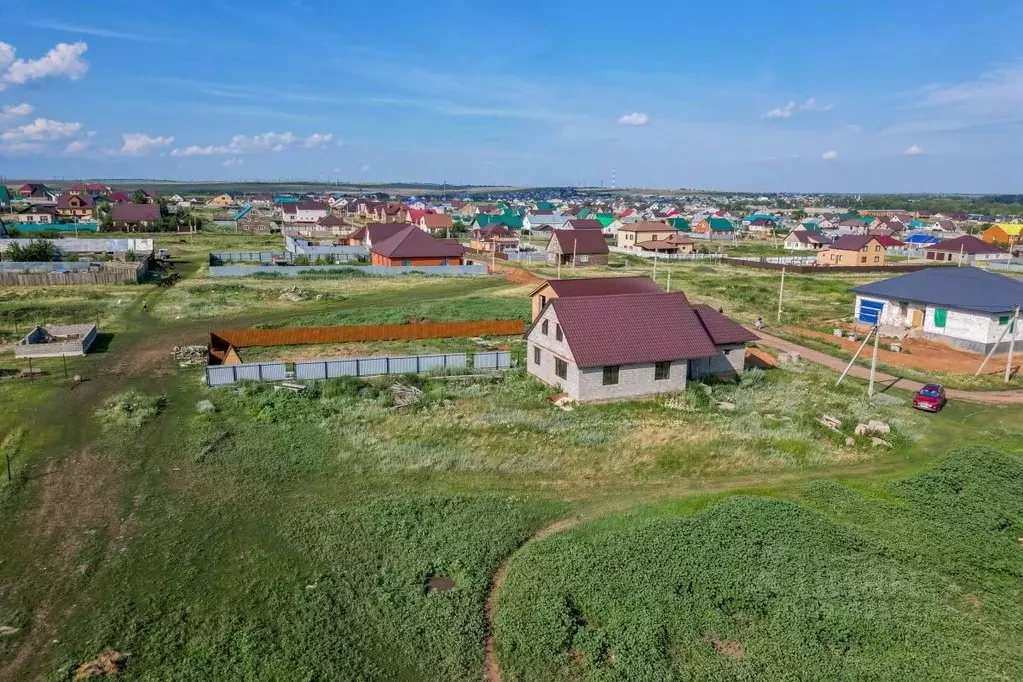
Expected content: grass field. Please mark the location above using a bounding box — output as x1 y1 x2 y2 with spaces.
2 231 1023 681
495 445 1023 681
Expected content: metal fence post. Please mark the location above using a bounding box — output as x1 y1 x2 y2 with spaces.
356 358 362 377
386 357 390 374
416 355 420 373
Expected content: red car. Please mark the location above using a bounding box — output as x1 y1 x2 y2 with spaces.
913 384 947 412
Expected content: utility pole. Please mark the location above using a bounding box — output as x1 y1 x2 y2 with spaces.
868 324 881 397
776 267 786 323
1006 305 1020 383
958 243 964 267
666 270 671 293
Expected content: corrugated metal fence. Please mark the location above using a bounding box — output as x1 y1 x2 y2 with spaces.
206 350 510 386
211 319 525 349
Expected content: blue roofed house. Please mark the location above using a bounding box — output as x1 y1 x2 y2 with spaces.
852 267 1023 353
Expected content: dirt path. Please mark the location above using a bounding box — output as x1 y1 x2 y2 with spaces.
754 330 1023 404
484 517 581 682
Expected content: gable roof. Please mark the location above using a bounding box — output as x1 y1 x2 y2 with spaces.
621 220 672 233
531 275 661 298
317 214 346 227
852 267 1023 314
830 235 878 251
565 219 604 230
992 223 1023 237
787 230 832 245
542 293 721 368
474 225 514 240
692 305 760 346
549 229 609 255
111 203 161 223
364 223 410 245
705 217 734 231
370 225 464 259
56 192 94 209
925 235 1005 255
422 213 453 228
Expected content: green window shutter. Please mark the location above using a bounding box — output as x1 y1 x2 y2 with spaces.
934 308 947 328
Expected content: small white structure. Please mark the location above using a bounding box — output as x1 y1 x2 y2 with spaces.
16 324 97 358
282 201 330 224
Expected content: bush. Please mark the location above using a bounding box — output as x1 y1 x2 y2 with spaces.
6 239 61 262
96 390 166 430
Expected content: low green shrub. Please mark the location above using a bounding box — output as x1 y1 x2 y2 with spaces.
96 390 166 430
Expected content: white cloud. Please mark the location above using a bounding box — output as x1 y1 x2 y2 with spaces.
0 41 88 90
223 157 243 167
64 139 89 153
765 101 796 119
302 132 333 147
1 117 81 142
904 144 923 155
764 97 834 119
360 163 370 173
617 112 649 126
0 141 42 154
116 132 174 155
170 131 332 156
0 103 33 120
821 150 838 159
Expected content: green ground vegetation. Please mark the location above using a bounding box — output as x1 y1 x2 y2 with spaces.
495 445 1023 682
1 231 1023 681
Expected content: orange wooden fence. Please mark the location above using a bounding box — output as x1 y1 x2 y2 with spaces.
210 319 526 350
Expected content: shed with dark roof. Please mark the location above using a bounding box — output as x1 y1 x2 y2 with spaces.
111 203 162 227
924 235 1009 264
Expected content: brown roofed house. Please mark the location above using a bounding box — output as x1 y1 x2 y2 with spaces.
615 221 676 250
420 212 454 233
526 292 756 401
528 275 662 320
370 225 465 266
111 203 162 229
546 230 609 266
816 235 886 267
924 235 1010 264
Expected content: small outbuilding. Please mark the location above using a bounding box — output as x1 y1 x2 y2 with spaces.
16 324 97 358
369 225 464 266
545 230 609 266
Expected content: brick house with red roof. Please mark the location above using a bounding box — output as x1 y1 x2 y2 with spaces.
525 291 756 401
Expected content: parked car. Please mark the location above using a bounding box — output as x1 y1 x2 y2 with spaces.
913 384 947 412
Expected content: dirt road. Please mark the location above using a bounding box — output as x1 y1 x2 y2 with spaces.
753 330 1023 404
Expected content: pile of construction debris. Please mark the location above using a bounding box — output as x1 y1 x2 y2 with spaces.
172 345 208 367
390 383 423 408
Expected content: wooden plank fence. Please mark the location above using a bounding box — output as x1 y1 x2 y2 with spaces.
210 319 525 351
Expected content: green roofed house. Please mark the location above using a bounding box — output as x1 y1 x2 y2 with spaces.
595 213 615 230
801 221 821 232
695 217 735 235
0 185 11 207
668 217 691 232
475 214 523 230
536 201 556 211
575 207 592 219
838 212 859 220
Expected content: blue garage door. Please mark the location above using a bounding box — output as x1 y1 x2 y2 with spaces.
859 299 885 325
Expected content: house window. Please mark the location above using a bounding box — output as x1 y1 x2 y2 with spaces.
873 256 879 263
402 258 410 266
555 324 563 341
654 361 671 381
441 258 449 266
555 358 568 379
860 257 867 263
533 346 541 365
875 245 881 251
934 308 948 328
602 365 620 385
541 320 549 335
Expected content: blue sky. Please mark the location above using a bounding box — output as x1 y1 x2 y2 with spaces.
2 0 1023 192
